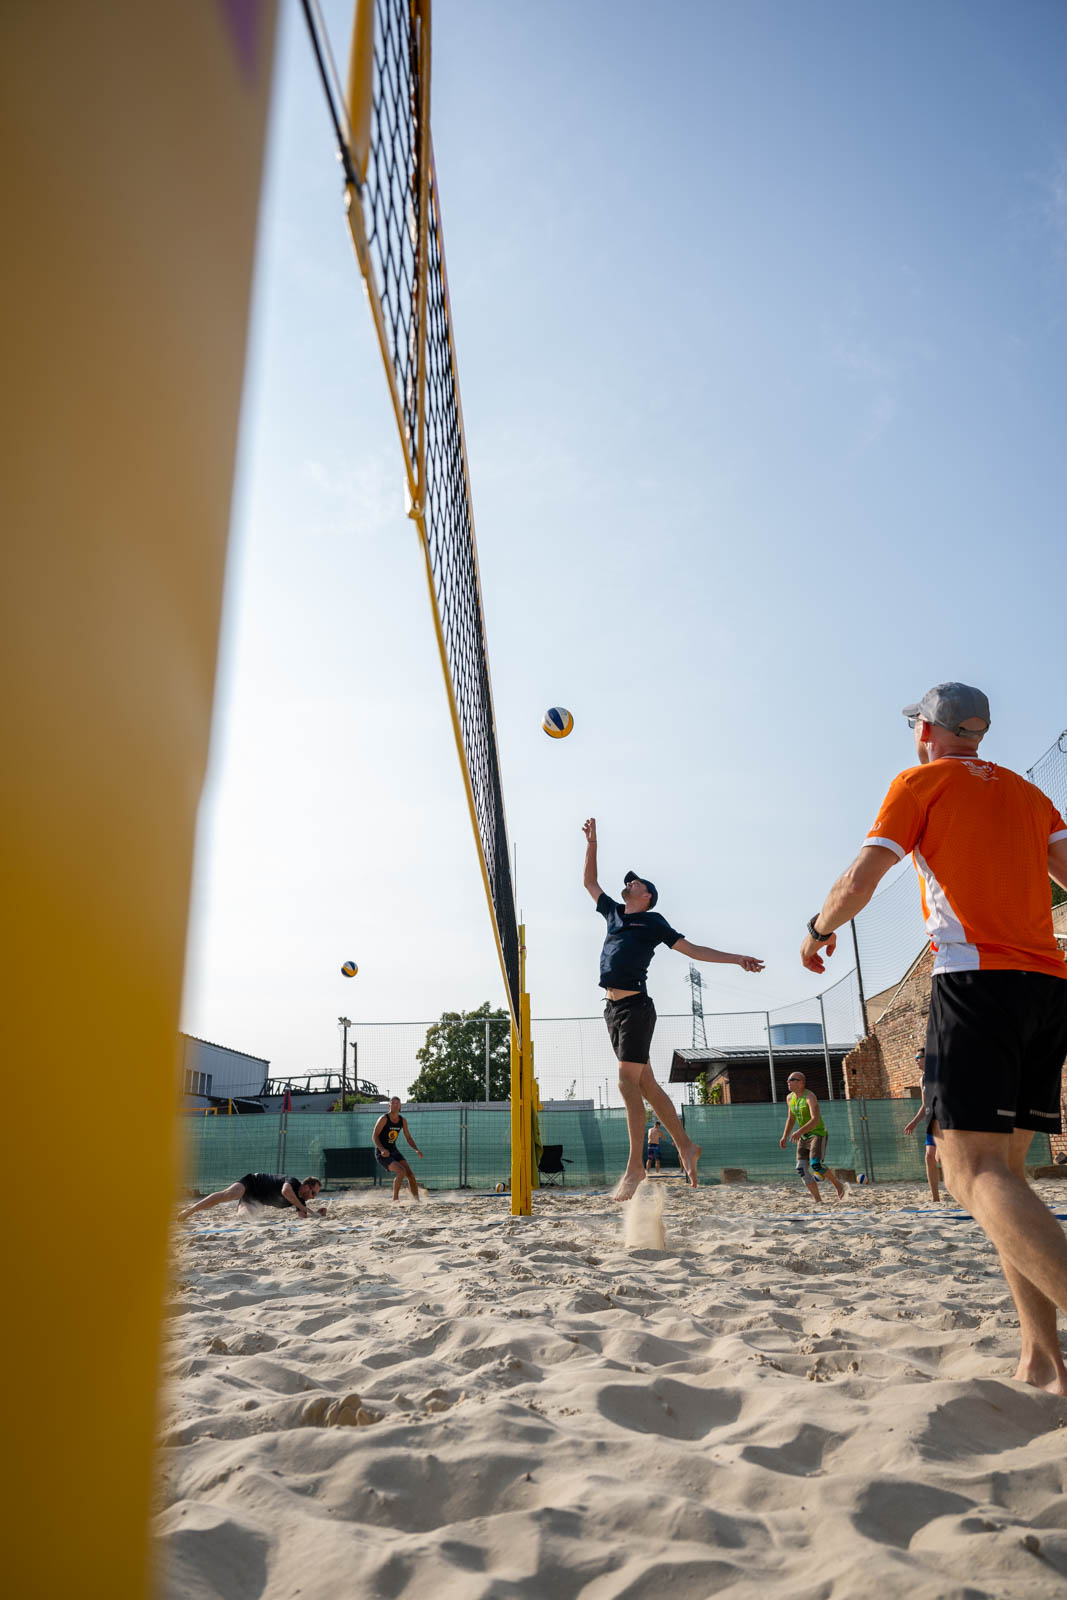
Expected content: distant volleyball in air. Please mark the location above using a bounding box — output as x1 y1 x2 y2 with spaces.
542 706 573 739
341 961 359 978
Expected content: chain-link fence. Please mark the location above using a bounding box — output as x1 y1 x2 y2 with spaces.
183 1098 1054 1195
1028 729 1067 835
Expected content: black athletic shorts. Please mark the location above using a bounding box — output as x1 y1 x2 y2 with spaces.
604 993 656 1063
925 970 1067 1135
375 1147 403 1169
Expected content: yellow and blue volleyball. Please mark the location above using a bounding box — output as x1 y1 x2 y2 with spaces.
542 706 573 739
341 960 358 978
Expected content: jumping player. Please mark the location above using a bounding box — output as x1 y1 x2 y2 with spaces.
779 1071 845 1202
801 683 1067 1392
582 817 765 1201
902 1047 943 1202
373 1096 424 1202
178 1173 325 1221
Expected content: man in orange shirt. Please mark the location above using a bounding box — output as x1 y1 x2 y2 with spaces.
800 683 1067 1393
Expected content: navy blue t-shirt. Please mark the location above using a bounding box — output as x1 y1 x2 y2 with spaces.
596 893 683 993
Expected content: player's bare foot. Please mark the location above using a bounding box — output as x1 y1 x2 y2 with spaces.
1015 1355 1067 1396
680 1143 701 1188
612 1169 645 1202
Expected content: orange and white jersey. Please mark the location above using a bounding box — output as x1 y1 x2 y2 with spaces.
866 755 1067 979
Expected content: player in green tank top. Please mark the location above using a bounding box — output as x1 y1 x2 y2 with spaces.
780 1071 844 1202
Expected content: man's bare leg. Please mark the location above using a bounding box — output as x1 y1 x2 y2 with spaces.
612 1063 648 1201
998 1131 1067 1392
925 1146 941 1202
938 1126 1067 1391
391 1171 403 1202
405 1164 421 1202
178 1182 245 1221
637 1063 701 1188
823 1167 846 1200
802 1174 822 1204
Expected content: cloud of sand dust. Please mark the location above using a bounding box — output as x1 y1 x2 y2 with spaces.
623 1183 665 1250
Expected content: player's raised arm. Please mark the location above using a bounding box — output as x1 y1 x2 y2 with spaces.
582 817 604 903
672 937 764 973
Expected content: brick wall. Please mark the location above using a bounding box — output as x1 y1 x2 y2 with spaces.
842 1032 887 1099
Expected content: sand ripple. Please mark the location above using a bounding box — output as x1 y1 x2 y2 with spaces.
158 1181 1067 1598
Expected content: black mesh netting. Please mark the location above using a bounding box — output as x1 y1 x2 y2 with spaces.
363 0 421 470
352 1 520 1018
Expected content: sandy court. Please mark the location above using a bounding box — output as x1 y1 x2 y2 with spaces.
157 1180 1067 1598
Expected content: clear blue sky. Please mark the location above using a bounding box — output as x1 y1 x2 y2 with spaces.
182 0 1067 1083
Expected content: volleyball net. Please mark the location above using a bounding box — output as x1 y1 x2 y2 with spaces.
301 0 531 1208
340 0 520 1022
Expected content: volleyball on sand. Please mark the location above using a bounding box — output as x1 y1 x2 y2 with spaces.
542 706 573 738
341 960 358 977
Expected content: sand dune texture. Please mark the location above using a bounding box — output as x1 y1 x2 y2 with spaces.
158 1181 1067 1599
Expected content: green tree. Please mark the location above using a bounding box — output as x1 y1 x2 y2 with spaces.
329 1090 378 1112
407 1002 511 1101
695 1072 723 1106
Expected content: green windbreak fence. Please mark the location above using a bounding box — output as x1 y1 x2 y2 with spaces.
184 1102 1053 1194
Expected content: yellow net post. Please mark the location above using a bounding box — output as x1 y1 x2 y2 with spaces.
511 924 534 1213
1 3 276 1591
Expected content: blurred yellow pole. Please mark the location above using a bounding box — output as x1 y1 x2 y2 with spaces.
0 3 276 1593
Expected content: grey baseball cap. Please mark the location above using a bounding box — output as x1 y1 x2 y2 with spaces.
624 870 658 909
902 682 990 737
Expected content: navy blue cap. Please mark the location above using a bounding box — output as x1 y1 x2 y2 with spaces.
624 871 658 909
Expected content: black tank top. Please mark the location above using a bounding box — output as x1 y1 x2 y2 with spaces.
381 1113 403 1146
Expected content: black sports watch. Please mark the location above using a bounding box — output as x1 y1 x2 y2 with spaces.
806 916 833 943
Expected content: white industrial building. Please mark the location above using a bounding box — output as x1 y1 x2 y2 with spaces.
179 1033 271 1109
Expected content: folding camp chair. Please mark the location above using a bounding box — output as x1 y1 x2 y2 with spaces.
537 1145 571 1187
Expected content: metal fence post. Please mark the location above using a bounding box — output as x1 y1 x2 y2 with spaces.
817 993 833 1099
485 1019 490 1103
850 920 870 1037
460 1104 467 1189
860 1098 875 1182
765 1012 777 1102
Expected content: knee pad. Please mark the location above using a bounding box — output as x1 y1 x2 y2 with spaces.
810 1158 827 1178
796 1159 811 1180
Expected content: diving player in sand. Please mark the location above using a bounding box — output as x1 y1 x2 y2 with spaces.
178 1173 326 1221
902 1047 943 1202
779 1071 845 1202
373 1096 424 1201
801 682 1067 1393
583 817 765 1202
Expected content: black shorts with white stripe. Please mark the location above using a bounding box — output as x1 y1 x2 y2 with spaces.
925 970 1067 1135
